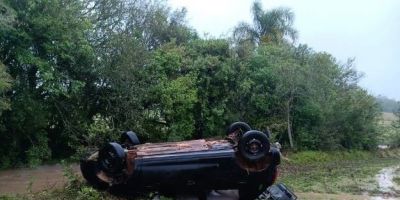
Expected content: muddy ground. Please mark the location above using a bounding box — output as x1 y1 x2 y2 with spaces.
0 164 79 195
0 163 399 199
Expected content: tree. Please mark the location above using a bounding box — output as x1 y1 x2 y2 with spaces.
0 0 382 167
146 39 234 140
228 41 379 150
86 0 197 141
375 95 399 113
394 104 400 129
146 43 197 141
246 44 306 149
0 0 95 164
0 1 14 114
388 105 400 147
233 1 298 45
0 63 11 114
84 0 197 50
0 0 15 30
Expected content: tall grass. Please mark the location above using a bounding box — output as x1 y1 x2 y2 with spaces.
286 150 373 165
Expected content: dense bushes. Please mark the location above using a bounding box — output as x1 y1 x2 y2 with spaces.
0 0 380 167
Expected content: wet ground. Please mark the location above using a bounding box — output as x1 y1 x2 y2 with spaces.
370 166 400 200
0 164 399 199
0 164 79 195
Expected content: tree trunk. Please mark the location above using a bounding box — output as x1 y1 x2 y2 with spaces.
286 100 294 148
194 102 204 139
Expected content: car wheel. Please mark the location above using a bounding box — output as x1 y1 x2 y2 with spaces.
227 121 251 138
98 142 125 175
120 131 140 147
238 130 270 162
80 159 109 190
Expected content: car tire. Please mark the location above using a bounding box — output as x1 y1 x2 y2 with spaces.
238 130 270 162
120 131 140 147
227 122 251 136
98 142 125 175
80 159 109 190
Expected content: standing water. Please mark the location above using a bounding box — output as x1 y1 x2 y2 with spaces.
371 166 400 200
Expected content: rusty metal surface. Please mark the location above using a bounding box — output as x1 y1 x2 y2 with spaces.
126 139 272 172
132 139 232 157
235 151 271 172
126 150 137 175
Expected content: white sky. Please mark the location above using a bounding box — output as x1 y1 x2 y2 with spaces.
169 0 400 100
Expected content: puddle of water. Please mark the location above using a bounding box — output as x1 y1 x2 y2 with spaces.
376 166 400 192
371 165 400 200
370 197 399 200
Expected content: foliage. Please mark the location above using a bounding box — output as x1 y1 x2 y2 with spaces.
0 0 96 166
234 1 297 45
375 95 399 113
389 107 400 147
226 43 379 150
376 109 400 148
72 115 117 160
0 63 11 116
0 0 381 167
377 124 400 148
394 168 400 185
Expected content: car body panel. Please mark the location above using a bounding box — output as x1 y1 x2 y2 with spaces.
81 131 280 198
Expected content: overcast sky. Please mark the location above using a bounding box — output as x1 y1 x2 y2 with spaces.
169 0 400 100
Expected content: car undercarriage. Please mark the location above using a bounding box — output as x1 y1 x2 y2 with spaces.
81 122 281 199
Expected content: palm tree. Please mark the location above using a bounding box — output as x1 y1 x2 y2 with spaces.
234 1 298 44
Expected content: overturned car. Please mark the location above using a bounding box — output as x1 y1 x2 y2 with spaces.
80 122 281 199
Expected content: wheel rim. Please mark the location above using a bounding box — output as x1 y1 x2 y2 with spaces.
98 142 125 175
247 138 262 155
238 130 270 162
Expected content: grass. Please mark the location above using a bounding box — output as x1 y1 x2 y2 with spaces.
381 112 398 122
394 177 400 185
279 149 400 195
1 149 399 199
377 112 400 148
286 150 373 165
282 114 400 196
394 168 400 186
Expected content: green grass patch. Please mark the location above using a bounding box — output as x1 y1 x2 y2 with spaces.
394 177 400 185
394 167 400 185
286 150 373 165
381 112 398 123
279 149 400 195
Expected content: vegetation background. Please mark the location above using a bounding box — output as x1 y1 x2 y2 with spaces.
0 0 399 169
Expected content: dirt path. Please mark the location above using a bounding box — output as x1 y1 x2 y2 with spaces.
0 164 79 195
